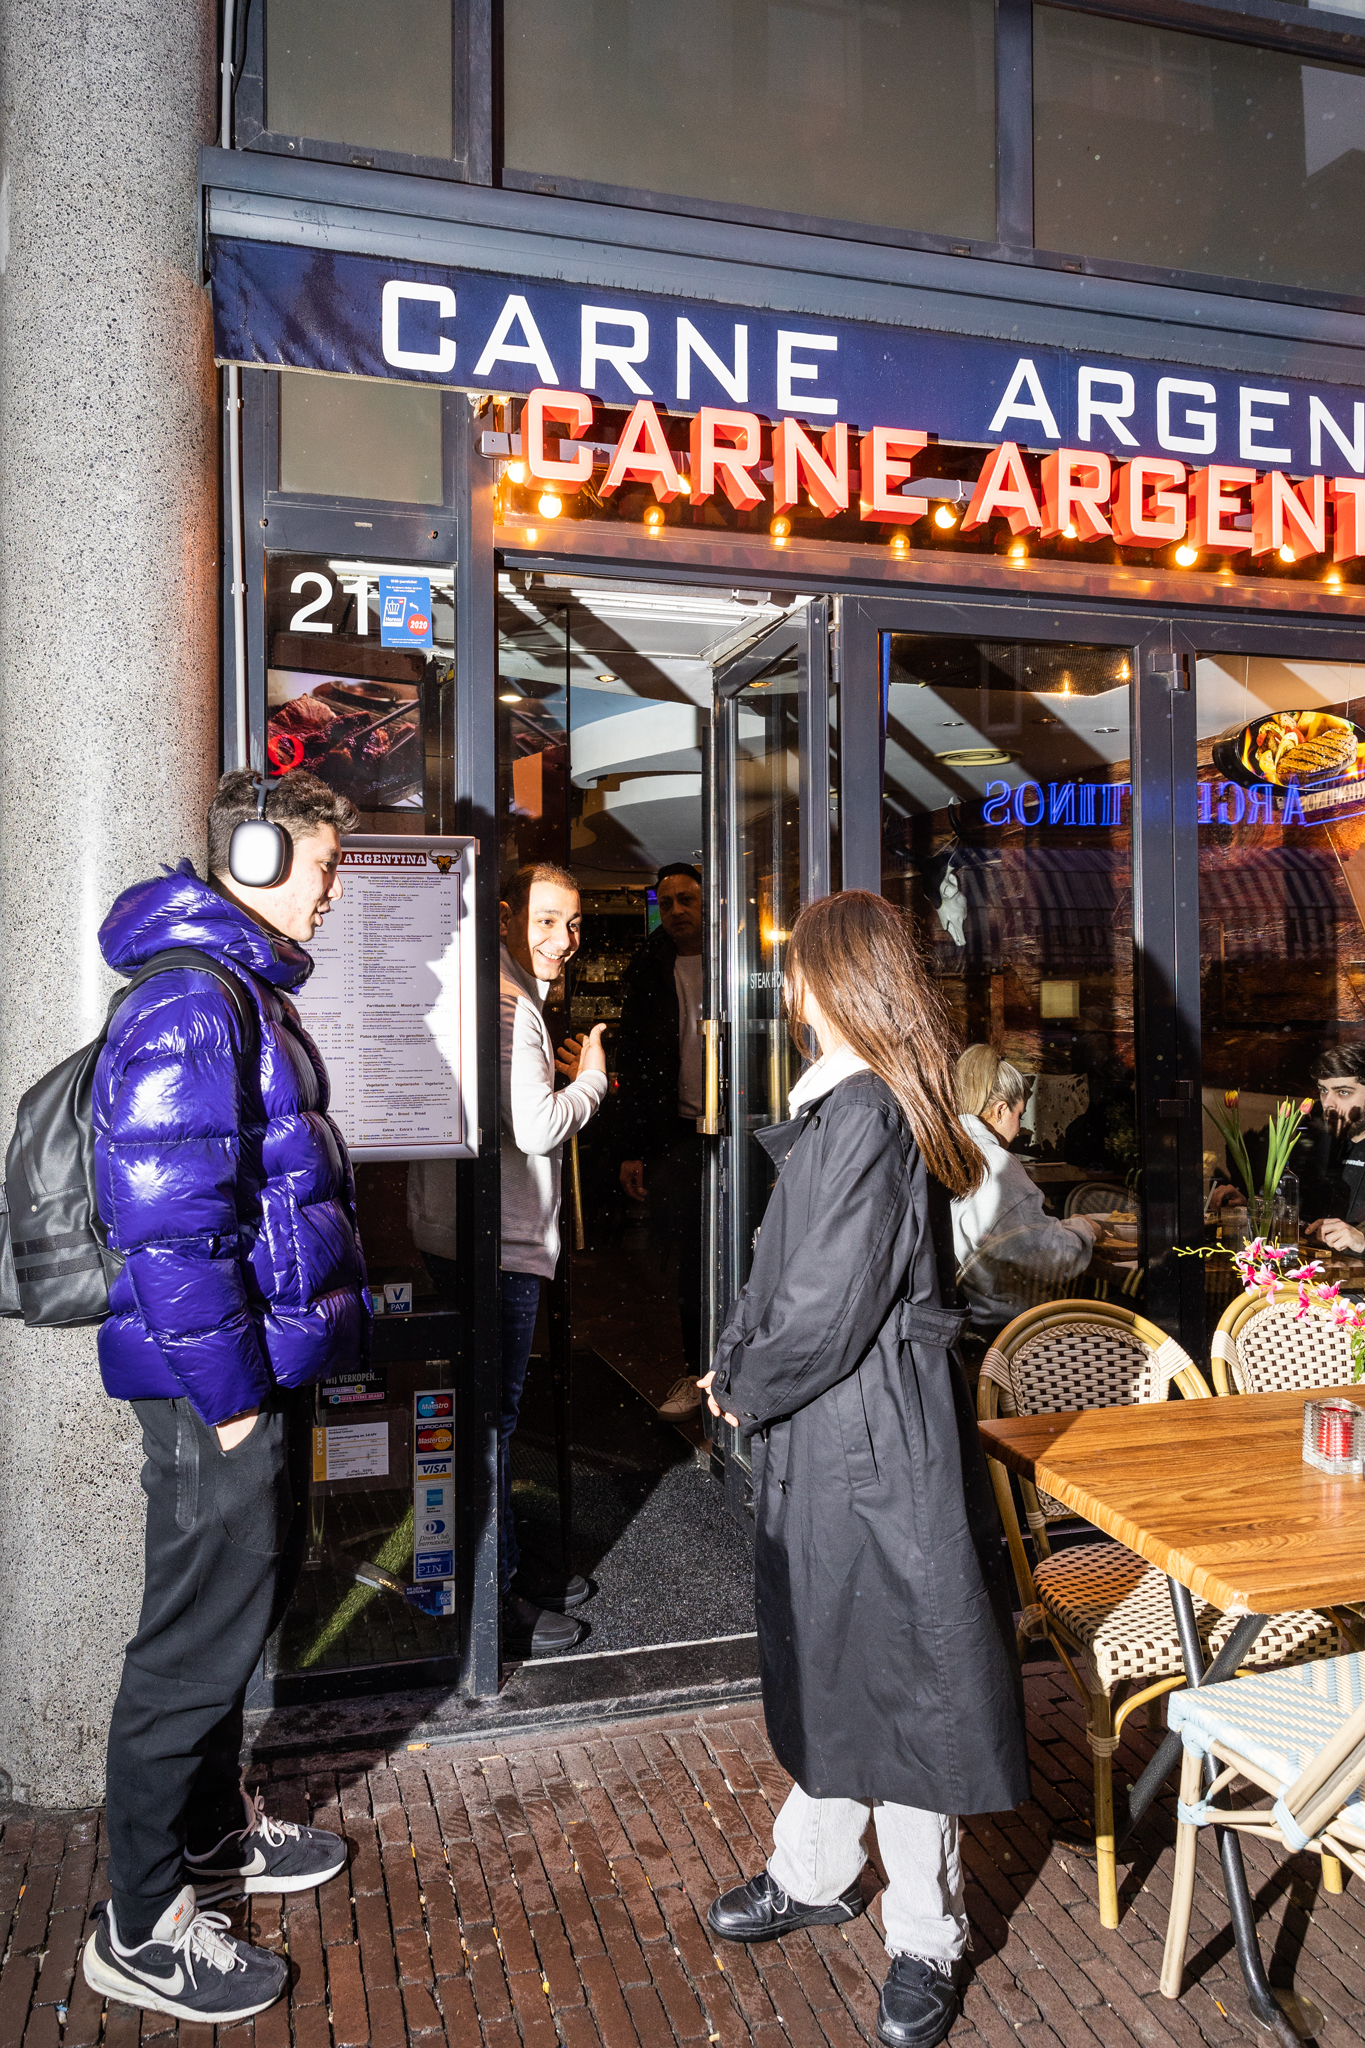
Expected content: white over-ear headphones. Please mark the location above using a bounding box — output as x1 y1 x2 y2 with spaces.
228 777 291 888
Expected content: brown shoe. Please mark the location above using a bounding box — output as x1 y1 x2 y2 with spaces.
658 1374 704 1419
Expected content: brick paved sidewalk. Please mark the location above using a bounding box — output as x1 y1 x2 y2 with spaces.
4 1665 1365 2048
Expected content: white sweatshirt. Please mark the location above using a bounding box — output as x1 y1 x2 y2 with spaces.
499 945 606 1278
951 1113 1094 1331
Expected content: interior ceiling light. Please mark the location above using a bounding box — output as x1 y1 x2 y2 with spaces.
597 672 617 683
936 746 1014 767
537 489 563 518
499 691 520 703
1175 543 1198 567
934 504 957 530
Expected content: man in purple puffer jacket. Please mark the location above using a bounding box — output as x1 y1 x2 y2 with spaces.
81 770 372 2028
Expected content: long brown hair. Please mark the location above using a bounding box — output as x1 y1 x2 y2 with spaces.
783 891 985 1197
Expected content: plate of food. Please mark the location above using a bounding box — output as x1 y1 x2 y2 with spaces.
1213 708 1365 788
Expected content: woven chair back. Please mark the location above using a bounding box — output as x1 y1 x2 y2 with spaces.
981 1303 1199 1522
1215 1287 1356 1396
1063 1181 1130 1219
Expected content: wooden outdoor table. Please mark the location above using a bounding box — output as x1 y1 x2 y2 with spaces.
979 1385 1365 2045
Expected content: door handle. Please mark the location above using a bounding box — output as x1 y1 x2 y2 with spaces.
701 1019 722 1135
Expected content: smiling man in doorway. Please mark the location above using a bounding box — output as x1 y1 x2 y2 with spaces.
498 863 609 1654
617 863 708 1421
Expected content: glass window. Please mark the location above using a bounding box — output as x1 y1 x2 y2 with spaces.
1035 7 1365 296
278 373 443 505
880 635 1144 1341
264 550 454 820
1196 658 1365 1338
265 0 454 160
503 0 996 240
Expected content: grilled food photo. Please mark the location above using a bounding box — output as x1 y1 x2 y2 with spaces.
1243 709 1364 786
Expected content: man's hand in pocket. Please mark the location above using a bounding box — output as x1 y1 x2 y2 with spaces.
216 1408 260 1451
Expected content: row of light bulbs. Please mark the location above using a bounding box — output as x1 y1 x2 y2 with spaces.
500 460 1347 579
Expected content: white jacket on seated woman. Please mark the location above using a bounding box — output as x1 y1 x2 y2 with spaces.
950 1045 1102 1334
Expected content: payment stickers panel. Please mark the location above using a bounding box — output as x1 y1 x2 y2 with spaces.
410 1387 454 1596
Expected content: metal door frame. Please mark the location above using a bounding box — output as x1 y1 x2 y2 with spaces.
707 603 832 1512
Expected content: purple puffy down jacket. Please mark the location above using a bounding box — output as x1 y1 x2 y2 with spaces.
93 860 370 1425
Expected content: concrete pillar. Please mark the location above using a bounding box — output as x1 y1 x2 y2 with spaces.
0 2 220 1803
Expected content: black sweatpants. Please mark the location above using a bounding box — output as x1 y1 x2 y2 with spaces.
105 1390 310 1939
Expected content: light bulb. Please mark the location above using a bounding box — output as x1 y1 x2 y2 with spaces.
770 515 792 546
499 691 520 703
523 528 538 545
1063 522 1078 540
1008 541 1027 562
506 459 526 484
1278 543 1295 564
889 530 909 555
1327 568 1344 588
677 475 691 495
934 504 957 530
644 504 665 533
1175 543 1198 567
537 489 562 518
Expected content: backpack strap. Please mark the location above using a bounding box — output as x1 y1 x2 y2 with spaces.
107 948 259 1063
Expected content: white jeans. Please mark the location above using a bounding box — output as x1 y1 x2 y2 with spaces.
767 1783 966 1963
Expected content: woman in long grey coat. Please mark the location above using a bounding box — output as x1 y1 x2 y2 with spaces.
702 893 1029 2048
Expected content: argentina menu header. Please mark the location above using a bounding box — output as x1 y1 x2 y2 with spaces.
211 238 1365 477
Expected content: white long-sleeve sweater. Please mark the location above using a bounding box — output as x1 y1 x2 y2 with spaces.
500 945 606 1278
951 1113 1094 1330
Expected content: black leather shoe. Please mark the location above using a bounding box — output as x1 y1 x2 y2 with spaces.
707 1869 865 1943
877 1955 959 2048
512 1563 592 1611
501 1594 587 1657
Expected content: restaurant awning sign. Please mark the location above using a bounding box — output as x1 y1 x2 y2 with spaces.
210 237 1365 478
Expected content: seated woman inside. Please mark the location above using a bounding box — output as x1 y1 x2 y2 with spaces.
951 1045 1103 1337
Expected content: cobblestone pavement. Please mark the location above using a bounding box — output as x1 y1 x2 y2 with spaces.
3 1665 1363 2048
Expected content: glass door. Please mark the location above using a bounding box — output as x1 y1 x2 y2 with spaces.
864 614 1158 1352
706 605 831 1499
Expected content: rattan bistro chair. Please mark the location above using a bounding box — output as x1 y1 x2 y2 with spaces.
978 1300 1344 1929
1212 1283 1358 1397
1161 1653 1365 2001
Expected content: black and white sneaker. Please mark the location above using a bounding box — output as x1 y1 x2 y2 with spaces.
185 1790 347 1902
82 1885 288 2023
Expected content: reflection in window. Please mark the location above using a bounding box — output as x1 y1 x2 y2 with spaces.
880 635 1142 1337
1035 8 1365 295
1196 658 1365 1331
503 0 996 240
265 0 454 160
278 373 443 505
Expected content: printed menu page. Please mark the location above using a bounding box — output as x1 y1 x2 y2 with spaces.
294 836 477 1161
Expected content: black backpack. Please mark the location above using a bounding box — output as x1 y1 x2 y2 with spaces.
0 949 257 1329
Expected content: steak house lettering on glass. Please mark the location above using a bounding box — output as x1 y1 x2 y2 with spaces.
517 391 1365 564
981 779 1360 829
